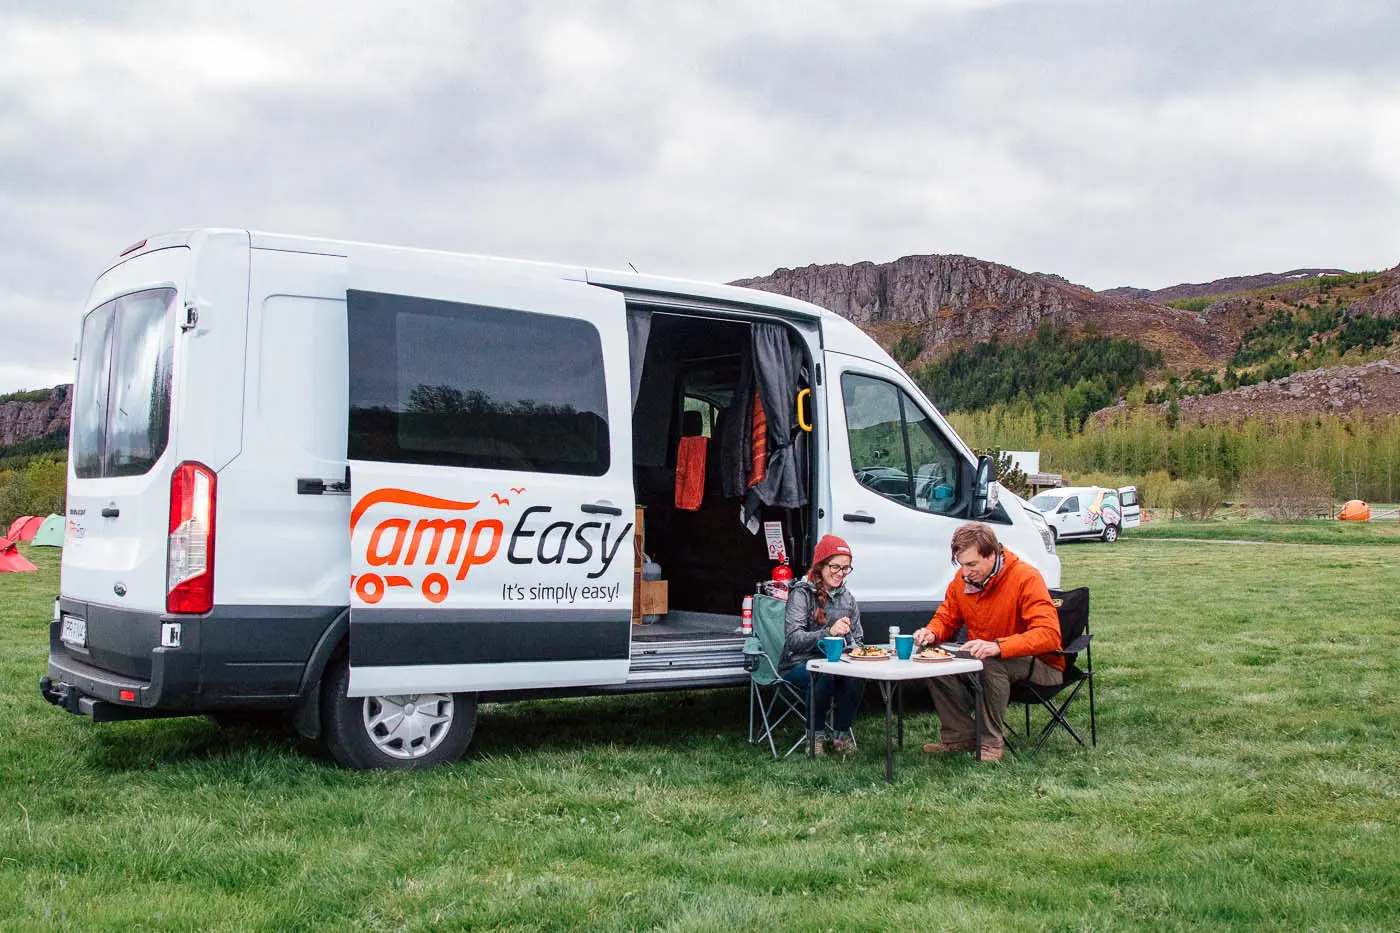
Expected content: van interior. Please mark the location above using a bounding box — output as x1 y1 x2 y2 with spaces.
629 309 815 642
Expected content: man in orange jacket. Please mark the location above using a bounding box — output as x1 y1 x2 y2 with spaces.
913 521 1062 761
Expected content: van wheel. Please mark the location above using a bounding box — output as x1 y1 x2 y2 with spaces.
1102 523 1120 543
320 655 476 770
1050 528 1059 545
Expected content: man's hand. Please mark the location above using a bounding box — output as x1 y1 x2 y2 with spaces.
913 628 935 647
964 639 1001 660
829 617 852 637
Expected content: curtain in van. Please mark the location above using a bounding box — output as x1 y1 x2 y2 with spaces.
721 323 808 516
750 323 808 510
626 308 652 411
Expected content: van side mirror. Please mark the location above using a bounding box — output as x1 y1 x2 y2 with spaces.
972 454 999 517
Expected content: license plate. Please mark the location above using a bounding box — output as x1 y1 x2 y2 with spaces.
60 615 87 649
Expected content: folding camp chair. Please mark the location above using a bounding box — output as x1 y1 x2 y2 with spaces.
1008 586 1096 754
746 594 810 758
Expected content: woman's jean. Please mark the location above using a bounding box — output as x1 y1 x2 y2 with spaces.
782 663 864 733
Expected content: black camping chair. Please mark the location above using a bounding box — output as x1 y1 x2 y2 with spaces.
1008 587 1096 754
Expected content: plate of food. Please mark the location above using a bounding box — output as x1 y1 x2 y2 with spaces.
847 645 891 661
913 646 954 662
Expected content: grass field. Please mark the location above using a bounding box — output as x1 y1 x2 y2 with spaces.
1132 517 1400 545
2 535 1399 931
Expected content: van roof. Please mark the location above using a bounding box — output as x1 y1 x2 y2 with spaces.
108 228 896 366
121 228 829 316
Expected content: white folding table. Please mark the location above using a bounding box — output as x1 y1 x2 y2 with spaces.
806 655 986 782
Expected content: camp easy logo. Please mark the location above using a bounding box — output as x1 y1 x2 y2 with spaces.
350 487 633 605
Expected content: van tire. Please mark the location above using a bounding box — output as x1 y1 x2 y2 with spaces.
320 655 477 770
1102 523 1120 543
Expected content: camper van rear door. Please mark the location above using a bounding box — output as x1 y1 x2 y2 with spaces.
344 261 635 696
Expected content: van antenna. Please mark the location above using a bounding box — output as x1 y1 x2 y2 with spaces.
627 262 639 273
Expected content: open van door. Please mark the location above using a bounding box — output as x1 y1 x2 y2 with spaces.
345 259 635 697
1118 485 1142 528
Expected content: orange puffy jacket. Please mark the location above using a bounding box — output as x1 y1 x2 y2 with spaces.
920 547 1063 671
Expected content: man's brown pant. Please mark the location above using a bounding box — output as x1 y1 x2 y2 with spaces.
927 657 1062 749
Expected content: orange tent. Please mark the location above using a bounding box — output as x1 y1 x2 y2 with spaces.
1339 500 1370 521
0 537 39 573
6 515 42 541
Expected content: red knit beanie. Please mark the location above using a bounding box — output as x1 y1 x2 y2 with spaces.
811 534 852 568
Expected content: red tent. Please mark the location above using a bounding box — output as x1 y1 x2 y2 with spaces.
0 537 39 573
6 515 42 541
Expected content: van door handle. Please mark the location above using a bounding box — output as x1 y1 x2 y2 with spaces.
581 503 623 516
101 507 120 518
842 513 875 524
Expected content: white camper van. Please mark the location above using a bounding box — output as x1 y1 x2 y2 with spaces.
42 229 1060 769
1029 485 1140 543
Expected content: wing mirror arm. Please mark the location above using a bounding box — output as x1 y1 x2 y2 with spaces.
972 454 1000 518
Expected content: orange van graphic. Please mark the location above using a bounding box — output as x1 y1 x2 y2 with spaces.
351 487 631 606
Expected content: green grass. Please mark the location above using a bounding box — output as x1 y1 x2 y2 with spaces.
3 539 1399 930
1132 517 1400 546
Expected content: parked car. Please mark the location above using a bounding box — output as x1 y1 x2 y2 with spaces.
1030 485 1139 543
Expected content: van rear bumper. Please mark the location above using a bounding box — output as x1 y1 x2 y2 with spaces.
43 600 344 718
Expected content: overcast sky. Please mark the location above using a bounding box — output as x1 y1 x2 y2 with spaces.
3 0 1399 393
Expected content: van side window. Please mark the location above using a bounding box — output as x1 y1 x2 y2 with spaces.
347 290 610 476
71 288 176 479
1060 496 1080 513
842 373 961 514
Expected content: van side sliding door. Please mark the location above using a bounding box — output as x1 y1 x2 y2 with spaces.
345 262 635 697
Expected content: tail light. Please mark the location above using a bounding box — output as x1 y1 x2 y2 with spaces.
167 461 216 613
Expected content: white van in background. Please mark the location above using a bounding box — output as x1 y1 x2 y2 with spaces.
42 228 1060 770
1029 485 1140 543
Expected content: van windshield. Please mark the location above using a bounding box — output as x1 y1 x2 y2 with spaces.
72 288 177 478
1029 493 1064 512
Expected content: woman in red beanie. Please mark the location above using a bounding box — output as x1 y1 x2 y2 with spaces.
781 534 865 753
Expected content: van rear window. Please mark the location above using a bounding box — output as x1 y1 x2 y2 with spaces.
71 288 176 479
347 290 610 476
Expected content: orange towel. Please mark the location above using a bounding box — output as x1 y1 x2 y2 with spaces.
675 436 708 510
748 392 767 489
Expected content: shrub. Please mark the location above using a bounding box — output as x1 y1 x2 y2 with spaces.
0 457 67 521
1239 464 1333 519
1171 477 1225 520
890 334 923 366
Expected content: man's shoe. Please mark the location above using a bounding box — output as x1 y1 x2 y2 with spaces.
977 745 1005 762
830 733 856 755
922 740 976 754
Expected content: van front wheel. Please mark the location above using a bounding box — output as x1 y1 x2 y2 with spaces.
321 655 477 770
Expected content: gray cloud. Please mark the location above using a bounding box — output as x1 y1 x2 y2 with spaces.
1 0 1398 392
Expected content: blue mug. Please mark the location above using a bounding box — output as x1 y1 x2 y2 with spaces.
821 636 845 663
895 634 915 660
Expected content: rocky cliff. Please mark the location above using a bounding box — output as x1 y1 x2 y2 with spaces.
1346 265 1400 320
0 385 72 448
732 254 1231 371
1093 359 1400 426
1101 268 1349 302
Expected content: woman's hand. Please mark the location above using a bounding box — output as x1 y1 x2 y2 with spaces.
913 628 934 647
829 617 852 637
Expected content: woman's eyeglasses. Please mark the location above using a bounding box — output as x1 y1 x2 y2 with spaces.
825 564 854 576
